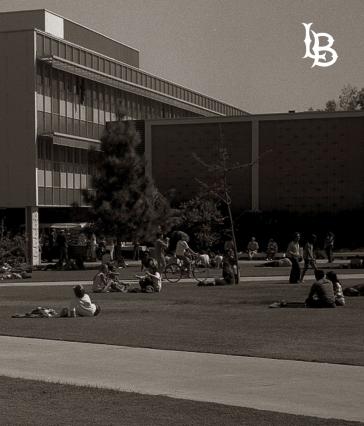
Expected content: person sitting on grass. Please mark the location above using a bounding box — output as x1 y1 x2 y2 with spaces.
305 269 336 308
64 284 101 317
198 254 235 286
136 259 162 293
326 271 345 306
92 264 112 293
92 264 127 293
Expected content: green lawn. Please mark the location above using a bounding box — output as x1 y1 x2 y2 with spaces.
0 376 360 426
0 279 363 366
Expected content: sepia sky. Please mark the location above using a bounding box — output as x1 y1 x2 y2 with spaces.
0 0 363 114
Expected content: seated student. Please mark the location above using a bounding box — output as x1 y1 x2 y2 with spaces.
136 259 162 293
92 264 126 293
69 284 101 317
92 264 112 293
326 271 345 306
247 237 259 260
199 254 235 286
305 269 336 308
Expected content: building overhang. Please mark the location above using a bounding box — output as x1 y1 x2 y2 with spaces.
39 132 101 151
39 55 224 117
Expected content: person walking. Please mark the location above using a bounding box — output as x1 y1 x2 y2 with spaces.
286 232 301 284
154 232 169 273
56 229 68 268
300 234 318 282
324 232 335 263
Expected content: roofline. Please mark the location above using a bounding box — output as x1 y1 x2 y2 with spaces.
142 110 364 126
36 29 247 114
0 8 140 54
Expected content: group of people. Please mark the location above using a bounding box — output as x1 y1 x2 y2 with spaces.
286 232 335 284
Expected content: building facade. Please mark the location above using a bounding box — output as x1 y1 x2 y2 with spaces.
0 9 247 264
143 111 364 213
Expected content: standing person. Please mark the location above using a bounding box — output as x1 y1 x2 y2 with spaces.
326 271 345 306
266 238 278 261
154 232 169 273
247 237 259 260
300 234 318 282
224 237 234 254
89 233 97 261
305 269 336 308
286 232 302 284
324 232 335 263
114 239 127 268
56 229 68 268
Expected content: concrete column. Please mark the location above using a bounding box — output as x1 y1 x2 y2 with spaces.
251 119 259 210
144 121 152 179
25 206 40 266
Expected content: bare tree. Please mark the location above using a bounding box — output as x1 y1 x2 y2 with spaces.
193 124 271 283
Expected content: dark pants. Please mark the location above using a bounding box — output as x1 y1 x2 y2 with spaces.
325 246 334 263
288 257 301 283
305 298 336 308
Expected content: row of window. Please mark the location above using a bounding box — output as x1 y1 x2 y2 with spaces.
38 187 93 206
36 31 243 116
37 63 193 124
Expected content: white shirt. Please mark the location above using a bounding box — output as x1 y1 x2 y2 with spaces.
148 271 162 292
71 294 96 317
176 240 189 257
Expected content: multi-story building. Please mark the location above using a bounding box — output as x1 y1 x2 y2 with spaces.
0 9 247 264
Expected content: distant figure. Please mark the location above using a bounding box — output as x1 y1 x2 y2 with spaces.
324 232 335 263
154 233 169 272
266 238 278 261
114 239 127 268
175 235 197 277
247 237 259 260
223 237 235 254
326 271 345 306
89 233 97 261
300 234 318 282
286 232 301 284
56 229 68 267
305 269 336 308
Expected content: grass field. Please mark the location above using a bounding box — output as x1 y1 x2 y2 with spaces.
0 275 363 366
1 267 364 425
0 376 360 426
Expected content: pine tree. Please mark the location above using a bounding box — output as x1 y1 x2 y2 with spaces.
84 119 170 242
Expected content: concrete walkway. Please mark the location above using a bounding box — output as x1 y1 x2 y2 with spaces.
0 336 363 422
2 272 364 287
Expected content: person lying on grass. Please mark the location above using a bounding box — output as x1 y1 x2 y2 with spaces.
59 284 101 317
92 264 127 293
135 259 162 293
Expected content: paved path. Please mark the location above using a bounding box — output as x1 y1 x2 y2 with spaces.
0 336 363 422
2 272 364 287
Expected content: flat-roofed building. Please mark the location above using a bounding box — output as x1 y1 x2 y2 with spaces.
142 111 364 213
0 9 247 264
